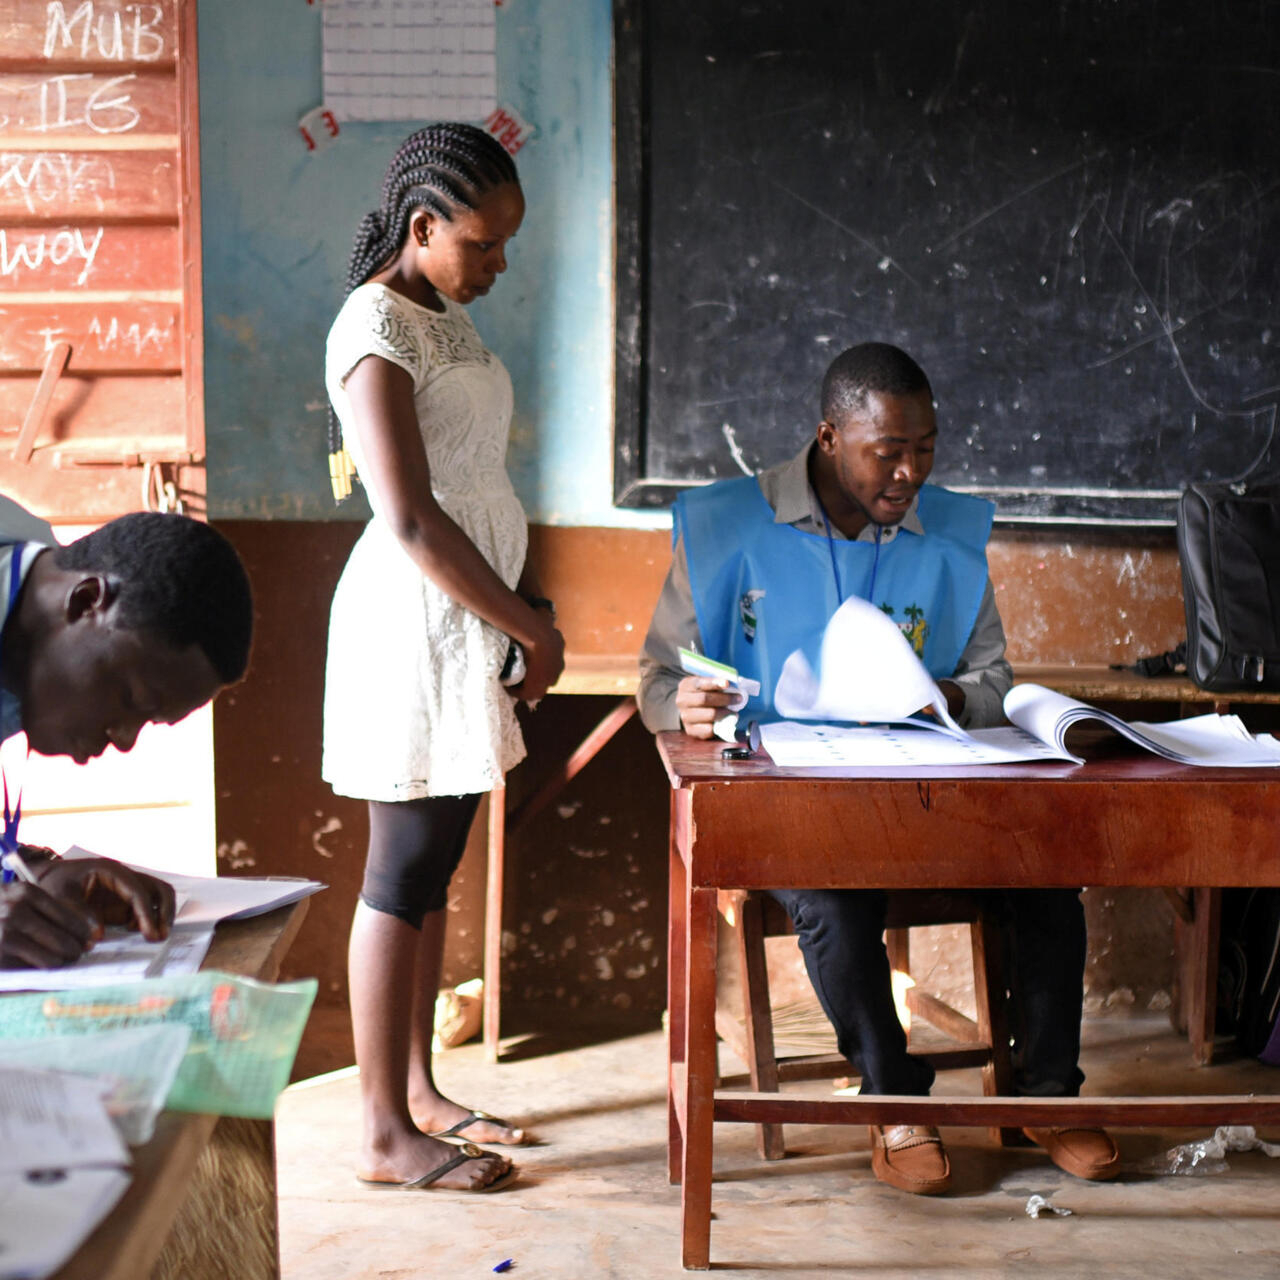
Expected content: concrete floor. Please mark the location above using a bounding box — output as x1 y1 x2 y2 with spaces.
277 1012 1280 1279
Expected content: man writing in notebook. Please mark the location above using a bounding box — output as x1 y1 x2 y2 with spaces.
0 494 253 969
637 342 1118 1193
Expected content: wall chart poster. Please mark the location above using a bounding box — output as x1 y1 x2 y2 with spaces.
322 0 496 123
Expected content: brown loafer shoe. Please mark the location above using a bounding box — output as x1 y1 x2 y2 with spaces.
870 1123 951 1195
1023 1127 1120 1181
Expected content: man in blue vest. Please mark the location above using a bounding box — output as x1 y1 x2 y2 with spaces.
0 494 253 969
638 343 1118 1194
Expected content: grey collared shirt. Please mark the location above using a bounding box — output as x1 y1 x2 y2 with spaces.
636 442 1012 733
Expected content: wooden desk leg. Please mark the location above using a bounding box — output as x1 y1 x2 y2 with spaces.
152 1116 278 1280
681 883 718 1271
734 892 785 1160
1180 887 1222 1067
667 799 688 1187
484 783 506 1064
481 699 636 1061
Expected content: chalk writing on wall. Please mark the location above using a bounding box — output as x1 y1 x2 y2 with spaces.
0 0 203 520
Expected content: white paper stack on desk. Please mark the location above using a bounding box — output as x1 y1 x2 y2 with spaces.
0 1068 132 1280
756 596 1280 769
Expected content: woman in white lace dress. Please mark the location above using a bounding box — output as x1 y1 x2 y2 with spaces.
323 124 564 1193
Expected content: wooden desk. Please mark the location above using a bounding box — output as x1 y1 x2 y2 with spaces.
658 735 1280 1270
484 657 1273 1061
54 900 310 1280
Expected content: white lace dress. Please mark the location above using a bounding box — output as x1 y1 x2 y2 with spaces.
322 283 528 800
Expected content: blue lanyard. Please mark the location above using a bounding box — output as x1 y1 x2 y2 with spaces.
814 500 883 605
1 542 28 882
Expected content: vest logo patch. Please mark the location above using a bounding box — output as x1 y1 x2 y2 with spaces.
879 602 930 658
739 589 766 643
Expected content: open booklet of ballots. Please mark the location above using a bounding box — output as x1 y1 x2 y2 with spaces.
756 596 1280 769
1001 683 1280 767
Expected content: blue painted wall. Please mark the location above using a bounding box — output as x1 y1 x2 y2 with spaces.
199 0 657 527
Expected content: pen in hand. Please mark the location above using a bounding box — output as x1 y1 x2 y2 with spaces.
2 846 38 885
0 849 100 968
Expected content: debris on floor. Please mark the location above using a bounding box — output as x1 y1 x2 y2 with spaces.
1025 1194 1073 1219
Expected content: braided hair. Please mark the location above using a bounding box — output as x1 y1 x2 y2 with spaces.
328 123 520 500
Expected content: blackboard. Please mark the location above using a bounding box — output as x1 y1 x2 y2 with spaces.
613 0 1280 524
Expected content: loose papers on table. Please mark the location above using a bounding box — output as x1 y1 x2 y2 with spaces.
0 1167 131 1280
0 1067 127 1175
0 1068 133 1280
0 856 325 993
0 923 214 995
773 594 962 732
0 1024 190 1145
160 868 327 928
756 596 1280 769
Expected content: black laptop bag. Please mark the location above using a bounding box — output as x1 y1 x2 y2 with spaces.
1178 482 1280 693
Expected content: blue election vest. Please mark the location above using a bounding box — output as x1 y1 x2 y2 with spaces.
0 499 55 743
674 476 994 721
0 539 29 743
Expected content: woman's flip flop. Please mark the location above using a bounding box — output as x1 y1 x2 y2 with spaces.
428 1109 527 1146
356 1142 517 1192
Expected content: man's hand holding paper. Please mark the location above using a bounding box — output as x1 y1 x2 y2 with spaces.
675 676 739 740
676 649 762 740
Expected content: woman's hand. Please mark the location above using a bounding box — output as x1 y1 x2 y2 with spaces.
675 676 737 739
0 881 95 968
511 609 565 701
37 857 176 942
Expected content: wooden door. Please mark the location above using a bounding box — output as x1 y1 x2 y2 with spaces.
0 0 204 521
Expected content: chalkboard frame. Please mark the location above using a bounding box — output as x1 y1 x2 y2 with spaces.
613 0 662 510
611 0 1278 527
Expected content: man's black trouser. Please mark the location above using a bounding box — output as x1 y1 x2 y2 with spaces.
767 886 1088 1097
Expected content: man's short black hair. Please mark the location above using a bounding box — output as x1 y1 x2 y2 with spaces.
821 343 933 424
53 514 253 684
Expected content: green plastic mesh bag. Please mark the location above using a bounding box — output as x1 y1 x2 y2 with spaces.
0 971 317 1119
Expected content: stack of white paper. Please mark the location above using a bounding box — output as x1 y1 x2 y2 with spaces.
0 1025 190 1145
0 1068 132 1279
58 848 326 927
161 870 327 927
760 720 1070 768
